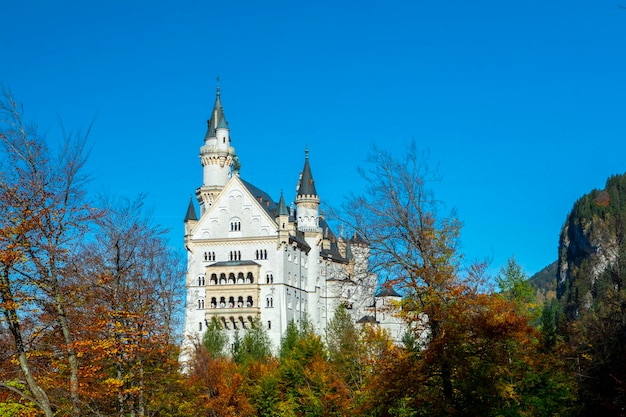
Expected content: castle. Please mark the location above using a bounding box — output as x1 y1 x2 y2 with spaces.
180 86 403 361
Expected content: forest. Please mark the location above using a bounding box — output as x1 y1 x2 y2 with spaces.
0 90 623 417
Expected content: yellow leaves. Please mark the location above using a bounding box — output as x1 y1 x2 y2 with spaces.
103 377 124 389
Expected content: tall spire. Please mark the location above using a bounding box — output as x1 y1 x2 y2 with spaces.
184 196 197 222
295 148 320 233
277 190 289 216
205 83 228 140
196 81 236 214
297 147 318 197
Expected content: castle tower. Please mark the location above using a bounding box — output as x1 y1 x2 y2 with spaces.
196 84 238 215
295 149 320 233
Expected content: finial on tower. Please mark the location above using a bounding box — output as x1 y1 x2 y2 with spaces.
216 75 221 96
305 146 309 159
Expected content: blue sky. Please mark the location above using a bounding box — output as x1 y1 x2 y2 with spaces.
2 0 626 277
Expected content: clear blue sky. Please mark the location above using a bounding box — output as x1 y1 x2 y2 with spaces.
2 0 626 277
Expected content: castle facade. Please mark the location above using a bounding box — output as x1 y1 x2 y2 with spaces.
180 87 402 362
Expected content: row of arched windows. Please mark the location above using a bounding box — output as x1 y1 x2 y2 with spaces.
201 296 274 309
205 272 255 285
201 249 273 263
208 296 254 309
230 221 241 231
198 272 278 286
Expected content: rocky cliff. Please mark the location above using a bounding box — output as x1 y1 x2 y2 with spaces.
557 174 626 319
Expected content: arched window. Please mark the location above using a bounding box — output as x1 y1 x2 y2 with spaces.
198 299 205 309
210 274 217 285
268 320 272 330
198 276 205 286
266 297 273 308
228 273 235 284
228 297 235 308
199 322 202 331
247 272 254 284
219 273 226 285
210 297 217 308
219 297 226 308
247 296 253 307
237 272 245 284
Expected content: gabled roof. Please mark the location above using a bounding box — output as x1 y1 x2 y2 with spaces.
240 179 279 217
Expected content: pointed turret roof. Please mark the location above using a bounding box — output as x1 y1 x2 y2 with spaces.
297 148 317 197
205 84 228 138
277 191 289 216
185 197 197 222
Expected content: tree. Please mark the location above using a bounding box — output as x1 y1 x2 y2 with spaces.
233 318 273 365
203 316 229 358
326 304 366 391
71 195 184 416
496 256 537 318
336 144 575 415
0 88 97 416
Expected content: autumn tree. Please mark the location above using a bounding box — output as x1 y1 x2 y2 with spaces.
277 321 350 416
0 88 97 416
71 195 184 416
336 144 575 415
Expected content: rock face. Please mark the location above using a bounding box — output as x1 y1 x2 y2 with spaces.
557 175 626 318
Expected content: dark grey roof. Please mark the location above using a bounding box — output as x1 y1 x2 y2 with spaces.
350 232 368 246
184 197 197 222
375 287 401 298
277 191 289 216
204 86 228 139
356 315 378 324
240 179 279 217
320 217 348 263
297 149 317 197
290 232 311 253
206 260 260 268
